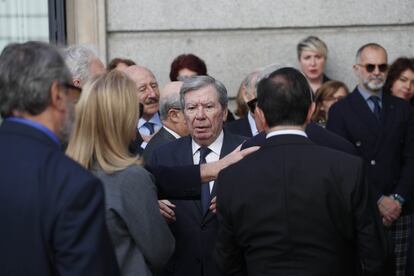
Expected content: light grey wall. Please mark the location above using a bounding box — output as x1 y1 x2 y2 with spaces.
106 0 414 109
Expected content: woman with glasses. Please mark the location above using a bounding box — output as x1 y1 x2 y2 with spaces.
66 71 174 276
297 36 331 93
312 80 349 127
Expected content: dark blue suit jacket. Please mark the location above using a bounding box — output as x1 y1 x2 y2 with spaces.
327 88 414 209
0 120 119 276
242 121 357 156
225 116 253 137
148 131 245 276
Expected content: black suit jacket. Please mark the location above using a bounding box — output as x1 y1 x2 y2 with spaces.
225 116 253 137
149 131 245 276
214 134 385 276
327 88 414 207
143 127 176 163
242 121 358 155
0 120 119 276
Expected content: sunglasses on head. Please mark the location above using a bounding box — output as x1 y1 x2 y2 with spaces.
357 63 388 73
247 98 258 113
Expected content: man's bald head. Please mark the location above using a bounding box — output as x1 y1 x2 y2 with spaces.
159 81 183 120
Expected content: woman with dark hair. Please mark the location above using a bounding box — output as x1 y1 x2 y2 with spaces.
169 53 207 81
312 80 349 127
384 57 414 104
169 53 235 121
384 57 414 276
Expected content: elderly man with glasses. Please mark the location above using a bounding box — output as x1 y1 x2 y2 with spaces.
327 43 414 276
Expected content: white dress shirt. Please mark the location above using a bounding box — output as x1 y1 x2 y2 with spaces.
192 130 224 193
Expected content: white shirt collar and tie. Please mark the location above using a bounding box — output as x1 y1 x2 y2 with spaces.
192 130 224 193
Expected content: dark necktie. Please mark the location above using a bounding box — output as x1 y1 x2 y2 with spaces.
199 147 212 214
369 96 382 121
144 122 155 135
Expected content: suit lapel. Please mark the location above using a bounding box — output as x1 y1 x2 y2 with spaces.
349 89 381 136
373 94 395 155
204 131 239 222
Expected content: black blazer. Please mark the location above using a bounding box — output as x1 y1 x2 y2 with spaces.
0 120 119 276
242 121 357 155
225 116 253 137
143 127 176 164
214 134 386 276
327 88 414 206
149 131 245 276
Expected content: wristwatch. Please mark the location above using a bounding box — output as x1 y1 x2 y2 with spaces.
391 194 405 205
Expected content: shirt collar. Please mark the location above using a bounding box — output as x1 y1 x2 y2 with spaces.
358 84 383 101
6 117 60 145
138 113 162 128
266 129 308 139
247 112 258 136
192 130 224 156
163 126 181 139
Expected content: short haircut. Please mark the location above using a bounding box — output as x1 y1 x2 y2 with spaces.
297 36 328 60
180 75 228 109
257 67 313 127
66 70 140 172
169 54 207 81
355 43 387 63
107 57 136 71
159 92 181 120
383 57 414 94
62 44 99 83
0 41 72 117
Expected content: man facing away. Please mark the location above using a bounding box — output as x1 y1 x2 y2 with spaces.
327 43 414 275
148 76 245 276
0 41 119 276
214 67 386 276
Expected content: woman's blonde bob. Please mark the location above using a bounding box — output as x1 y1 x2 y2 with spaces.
66 70 141 173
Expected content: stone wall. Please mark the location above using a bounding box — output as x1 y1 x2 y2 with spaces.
82 0 414 109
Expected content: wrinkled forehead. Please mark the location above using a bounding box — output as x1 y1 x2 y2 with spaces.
184 85 220 104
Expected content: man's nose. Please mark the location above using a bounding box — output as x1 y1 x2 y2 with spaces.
195 106 206 119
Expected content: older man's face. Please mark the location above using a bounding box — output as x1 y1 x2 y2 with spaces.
131 68 160 120
354 47 388 92
183 85 227 146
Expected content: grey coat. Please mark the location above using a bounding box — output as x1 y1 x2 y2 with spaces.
94 165 175 276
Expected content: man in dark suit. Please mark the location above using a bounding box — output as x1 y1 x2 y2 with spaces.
214 67 386 276
148 76 245 276
143 81 188 163
327 43 414 275
0 42 119 276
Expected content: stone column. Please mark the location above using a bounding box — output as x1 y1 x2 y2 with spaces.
65 0 107 62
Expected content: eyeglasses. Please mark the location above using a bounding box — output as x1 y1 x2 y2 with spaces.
62 82 82 93
247 98 257 113
357 63 388 73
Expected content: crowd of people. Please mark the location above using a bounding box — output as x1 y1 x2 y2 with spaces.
0 35 414 276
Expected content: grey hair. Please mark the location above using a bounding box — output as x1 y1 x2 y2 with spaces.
355 43 387 63
0 41 72 117
62 44 98 83
180 75 228 109
297 36 328 60
159 92 181 120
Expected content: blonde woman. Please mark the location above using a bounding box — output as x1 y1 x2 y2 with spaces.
66 71 174 276
297 36 330 93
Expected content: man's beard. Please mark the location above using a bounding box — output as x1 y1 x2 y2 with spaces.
60 100 76 144
364 76 385 91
